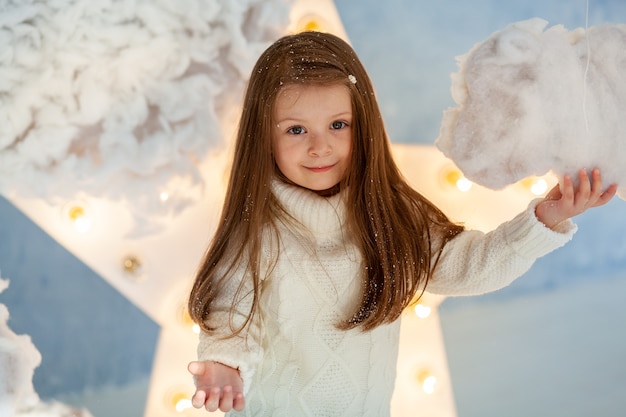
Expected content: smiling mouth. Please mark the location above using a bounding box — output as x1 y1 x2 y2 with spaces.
306 164 335 173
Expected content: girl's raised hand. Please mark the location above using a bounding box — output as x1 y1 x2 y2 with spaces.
188 360 245 412
535 168 617 230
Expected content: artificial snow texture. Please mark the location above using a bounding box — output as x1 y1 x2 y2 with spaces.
436 18 626 200
0 0 292 233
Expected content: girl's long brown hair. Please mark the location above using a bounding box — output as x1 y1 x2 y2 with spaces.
188 31 464 335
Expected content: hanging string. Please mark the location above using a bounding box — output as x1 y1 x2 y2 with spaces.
582 0 591 131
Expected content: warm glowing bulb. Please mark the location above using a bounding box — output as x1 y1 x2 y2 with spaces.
414 303 432 319
422 375 437 394
416 369 437 394
121 255 146 282
122 255 142 274
68 205 84 220
63 201 93 233
160 192 169 202
73 217 92 233
175 398 192 413
444 169 461 185
530 178 548 195
167 391 192 413
442 167 472 192
520 177 549 196
456 177 473 192
179 305 201 334
297 14 328 33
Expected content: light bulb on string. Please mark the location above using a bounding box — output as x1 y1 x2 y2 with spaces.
297 14 329 33
519 176 549 196
62 200 93 233
178 304 201 334
416 368 438 395
122 254 146 282
456 176 473 192
175 397 192 413
440 165 472 192
165 388 193 413
414 303 432 319
530 179 548 195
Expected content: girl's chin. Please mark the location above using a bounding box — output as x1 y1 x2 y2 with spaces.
311 183 341 197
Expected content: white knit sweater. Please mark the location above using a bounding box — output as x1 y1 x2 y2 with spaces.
197 181 576 416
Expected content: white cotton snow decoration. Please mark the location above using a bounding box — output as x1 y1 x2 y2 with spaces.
0 0 293 233
436 18 626 200
0 276 94 417
0 279 40 416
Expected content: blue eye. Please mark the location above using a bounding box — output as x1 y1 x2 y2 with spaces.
331 121 347 130
287 126 306 135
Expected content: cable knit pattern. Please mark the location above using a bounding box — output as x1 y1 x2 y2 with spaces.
427 198 576 296
197 181 577 416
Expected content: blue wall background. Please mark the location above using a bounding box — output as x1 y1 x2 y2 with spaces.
0 196 159 416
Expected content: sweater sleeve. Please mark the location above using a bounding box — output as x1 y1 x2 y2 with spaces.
195 261 263 395
426 199 577 296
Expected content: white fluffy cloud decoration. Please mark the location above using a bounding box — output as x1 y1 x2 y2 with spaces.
0 0 293 231
436 18 626 200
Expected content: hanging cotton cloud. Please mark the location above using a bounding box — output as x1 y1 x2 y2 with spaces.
0 0 292 233
436 18 626 200
0 280 39 416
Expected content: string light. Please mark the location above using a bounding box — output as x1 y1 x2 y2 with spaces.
62 200 93 233
165 389 193 413
456 177 473 192
122 255 144 282
175 397 192 413
414 303 432 319
297 14 328 33
519 176 549 196
122 255 141 273
530 178 548 195
179 304 201 334
440 166 473 192
416 369 438 395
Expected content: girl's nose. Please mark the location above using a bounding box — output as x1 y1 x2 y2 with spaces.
308 133 332 156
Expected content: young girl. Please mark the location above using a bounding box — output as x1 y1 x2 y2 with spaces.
187 31 616 416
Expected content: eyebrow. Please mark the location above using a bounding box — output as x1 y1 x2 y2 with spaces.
275 111 353 125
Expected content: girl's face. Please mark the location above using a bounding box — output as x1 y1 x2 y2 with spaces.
272 84 352 194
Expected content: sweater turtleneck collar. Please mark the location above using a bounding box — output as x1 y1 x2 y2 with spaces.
271 179 347 236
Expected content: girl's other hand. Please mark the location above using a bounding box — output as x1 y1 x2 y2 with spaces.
535 168 617 230
188 360 245 412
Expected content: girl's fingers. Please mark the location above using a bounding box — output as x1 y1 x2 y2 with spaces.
578 168 616 209
587 168 603 202
575 169 591 206
205 387 221 412
596 183 618 206
588 168 617 206
234 392 246 411
561 173 575 201
220 386 235 412
191 390 206 409
187 361 206 376
187 361 245 412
